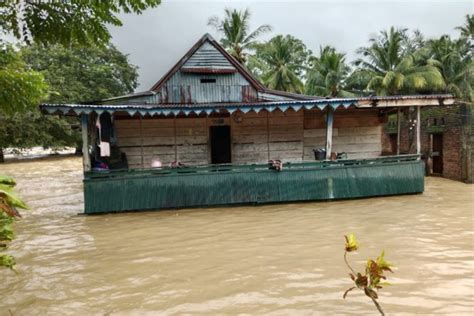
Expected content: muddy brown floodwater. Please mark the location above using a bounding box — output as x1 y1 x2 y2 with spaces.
0 157 473 315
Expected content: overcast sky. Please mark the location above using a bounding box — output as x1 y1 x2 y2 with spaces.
108 0 472 91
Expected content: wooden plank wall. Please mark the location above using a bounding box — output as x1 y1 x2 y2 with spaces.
115 117 209 168
303 109 382 160
113 108 383 169
232 110 304 164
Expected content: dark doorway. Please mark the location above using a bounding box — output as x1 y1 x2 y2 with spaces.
210 126 231 164
389 134 398 154
431 133 443 174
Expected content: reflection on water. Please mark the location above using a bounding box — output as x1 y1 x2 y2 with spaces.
0 157 473 315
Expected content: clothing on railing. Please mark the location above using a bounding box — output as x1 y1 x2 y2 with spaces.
95 113 114 157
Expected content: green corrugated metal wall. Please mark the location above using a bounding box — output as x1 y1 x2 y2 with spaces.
83 159 424 214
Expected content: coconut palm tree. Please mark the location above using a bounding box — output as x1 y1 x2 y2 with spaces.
354 27 445 95
208 8 272 64
426 35 473 101
305 46 353 97
456 14 474 40
252 35 310 93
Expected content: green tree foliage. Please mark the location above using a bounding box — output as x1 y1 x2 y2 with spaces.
0 1 151 161
208 8 272 64
250 35 311 93
426 35 473 101
305 46 353 97
0 44 139 161
0 43 47 114
0 0 161 46
456 14 474 40
0 110 78 157
354 27 445 95
0 175 28 272
343 70 374 96
0 43 48 162
22 44 139 103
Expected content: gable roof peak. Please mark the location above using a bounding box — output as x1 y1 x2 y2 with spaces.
150 33 266 92
203 33 216 41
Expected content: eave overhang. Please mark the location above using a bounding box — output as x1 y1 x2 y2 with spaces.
40 94 455 117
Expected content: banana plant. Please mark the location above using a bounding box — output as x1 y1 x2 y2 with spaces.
0 175 28 272
343 234 394 316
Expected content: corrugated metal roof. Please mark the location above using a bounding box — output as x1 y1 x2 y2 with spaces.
98 91 156 103
41 94 455 117
98 87 317 105
181 42 236 72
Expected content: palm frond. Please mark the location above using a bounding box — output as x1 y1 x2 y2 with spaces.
367 76 384 93
243 24 272 46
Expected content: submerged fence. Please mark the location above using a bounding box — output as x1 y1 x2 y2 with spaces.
84 155 424 214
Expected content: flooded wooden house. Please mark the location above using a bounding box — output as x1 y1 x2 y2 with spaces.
41 34 455 214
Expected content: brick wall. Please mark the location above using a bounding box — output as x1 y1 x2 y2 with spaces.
383 104 472 182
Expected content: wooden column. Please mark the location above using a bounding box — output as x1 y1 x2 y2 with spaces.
325 108 334 160
428 133 434 174
173 116 178 161
81 114 91 171
416 106 421 156
205 116 210 163
229 113 234 163
266 111 270 160
396 107 401 155
139 115 144 168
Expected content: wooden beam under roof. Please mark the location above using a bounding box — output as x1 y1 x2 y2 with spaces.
357 96 455 108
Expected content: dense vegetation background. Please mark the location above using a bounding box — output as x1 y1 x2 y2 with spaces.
1 7 472 160
210 9 472 101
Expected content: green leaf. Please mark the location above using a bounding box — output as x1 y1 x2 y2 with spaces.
0 218 15 242
0 1 162 47
0 175 16 188
376 250 394 273
0 253 16 271
0 184 28 210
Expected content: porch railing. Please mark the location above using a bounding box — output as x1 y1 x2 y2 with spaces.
83 155 424 214
85 154 421 180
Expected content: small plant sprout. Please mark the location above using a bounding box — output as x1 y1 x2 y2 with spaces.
343 233 394 316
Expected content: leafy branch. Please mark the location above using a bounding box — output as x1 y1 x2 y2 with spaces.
343 234 394 316
0 175 29 272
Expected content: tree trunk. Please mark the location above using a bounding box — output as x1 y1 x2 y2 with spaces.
0 148 4 163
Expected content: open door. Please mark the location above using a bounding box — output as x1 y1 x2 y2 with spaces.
210 126 231 164
389 134 398 154
431 133 443 174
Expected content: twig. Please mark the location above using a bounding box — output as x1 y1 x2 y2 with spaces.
369 296 385 316
344 251 356 275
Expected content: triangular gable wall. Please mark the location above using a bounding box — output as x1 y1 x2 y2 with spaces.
99 34 314 105
181 42 237 73
149 34 271 104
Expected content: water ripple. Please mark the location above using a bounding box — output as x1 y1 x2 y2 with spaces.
0 157 473 315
